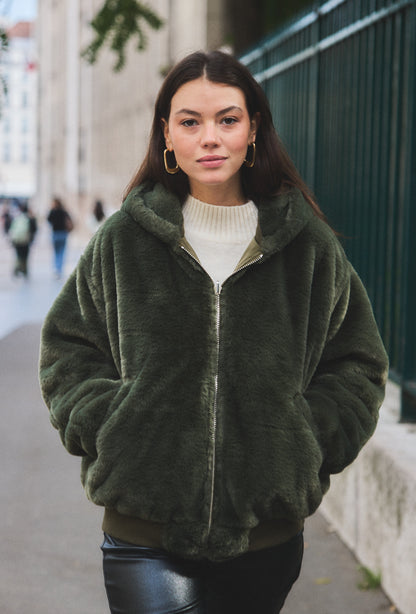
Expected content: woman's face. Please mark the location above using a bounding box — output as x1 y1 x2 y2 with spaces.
163 77 258 205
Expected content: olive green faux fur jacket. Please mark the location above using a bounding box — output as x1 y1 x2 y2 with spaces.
39 183 388 561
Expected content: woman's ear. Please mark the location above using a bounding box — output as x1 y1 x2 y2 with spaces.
161 119 172 150
250 112 260 142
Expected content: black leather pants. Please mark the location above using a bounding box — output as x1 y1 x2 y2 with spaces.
101 531 303 614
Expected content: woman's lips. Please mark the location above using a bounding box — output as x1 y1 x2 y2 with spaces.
197 156 227 168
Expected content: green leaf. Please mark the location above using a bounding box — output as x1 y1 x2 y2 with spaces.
81 0 164 72
0 26 9 115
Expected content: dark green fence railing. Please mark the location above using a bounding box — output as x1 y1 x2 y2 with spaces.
241 0 416 421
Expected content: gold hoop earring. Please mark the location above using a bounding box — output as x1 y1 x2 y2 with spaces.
243 142 256 168
163 148 179 174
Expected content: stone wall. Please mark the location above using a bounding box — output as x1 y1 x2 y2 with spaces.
321 381 416 614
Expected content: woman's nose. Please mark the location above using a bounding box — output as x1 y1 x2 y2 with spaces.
200 123 219 147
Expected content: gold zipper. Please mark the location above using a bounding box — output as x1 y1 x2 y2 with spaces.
207 280 221 534
180 243 264 539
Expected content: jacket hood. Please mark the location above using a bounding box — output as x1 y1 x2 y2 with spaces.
121 182 315 254
121 183 184 247
255 188 315 254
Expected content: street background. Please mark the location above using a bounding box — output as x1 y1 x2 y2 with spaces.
0 227 398 613
1 0 415 610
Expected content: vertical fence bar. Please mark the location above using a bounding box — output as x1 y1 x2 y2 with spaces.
399 1 416 420
382 14 398 369
389 12 405 379
306 14 320 187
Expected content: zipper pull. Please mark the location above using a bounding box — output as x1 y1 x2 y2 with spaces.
215 281 221 294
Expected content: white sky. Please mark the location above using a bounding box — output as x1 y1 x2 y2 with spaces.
2 0 37 22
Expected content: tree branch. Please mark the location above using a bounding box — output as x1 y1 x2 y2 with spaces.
0 26 8 112
81 0 164 72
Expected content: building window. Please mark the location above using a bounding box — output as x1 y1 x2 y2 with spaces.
2 117 11 133
3 143 11 163
21 143 29 163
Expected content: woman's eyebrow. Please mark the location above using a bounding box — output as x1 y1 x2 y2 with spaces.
174 105 243 117
217 106 243 117
175 108 201 117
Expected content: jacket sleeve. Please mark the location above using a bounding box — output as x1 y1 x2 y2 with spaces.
301 263 389 475
39 255 128 458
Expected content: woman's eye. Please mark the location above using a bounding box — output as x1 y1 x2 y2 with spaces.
181 119 198 127
222 117 238 125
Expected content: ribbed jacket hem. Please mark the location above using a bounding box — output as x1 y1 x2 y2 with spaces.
102 508 304 556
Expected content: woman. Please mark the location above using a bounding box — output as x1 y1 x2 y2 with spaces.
39 51 388 613
47 196 73 278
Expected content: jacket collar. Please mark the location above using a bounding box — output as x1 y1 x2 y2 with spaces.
255 188 314 254
122 182 184 247
122 182 314 254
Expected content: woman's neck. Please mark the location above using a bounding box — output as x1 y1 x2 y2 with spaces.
189 181 246 207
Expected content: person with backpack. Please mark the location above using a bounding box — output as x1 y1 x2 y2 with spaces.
9 203 37 277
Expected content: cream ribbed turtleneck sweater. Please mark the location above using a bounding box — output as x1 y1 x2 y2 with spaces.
182 194 258 287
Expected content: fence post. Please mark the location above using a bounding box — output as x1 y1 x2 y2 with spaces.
399 1 416 422
306 10 320 188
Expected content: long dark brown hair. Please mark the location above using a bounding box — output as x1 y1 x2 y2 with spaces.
124 50 326 222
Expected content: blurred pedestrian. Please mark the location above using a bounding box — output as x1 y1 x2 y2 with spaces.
39 51 388 614
8 203 37 277
47 197 73 279
87 199 106 235
1 201 13 234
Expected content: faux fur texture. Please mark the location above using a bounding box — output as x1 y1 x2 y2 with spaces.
39 183 389 560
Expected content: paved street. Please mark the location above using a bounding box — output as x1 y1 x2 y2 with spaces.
0 227 399 613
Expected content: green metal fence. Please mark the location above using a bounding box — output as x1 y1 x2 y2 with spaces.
241 0 416 420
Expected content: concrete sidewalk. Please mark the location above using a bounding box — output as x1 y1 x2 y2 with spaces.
0 230 399 613
0 223 83 337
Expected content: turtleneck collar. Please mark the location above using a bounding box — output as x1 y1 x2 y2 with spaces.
182 194 258 243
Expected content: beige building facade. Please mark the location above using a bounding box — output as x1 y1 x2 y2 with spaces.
36 0 227 229
0 20 37 201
